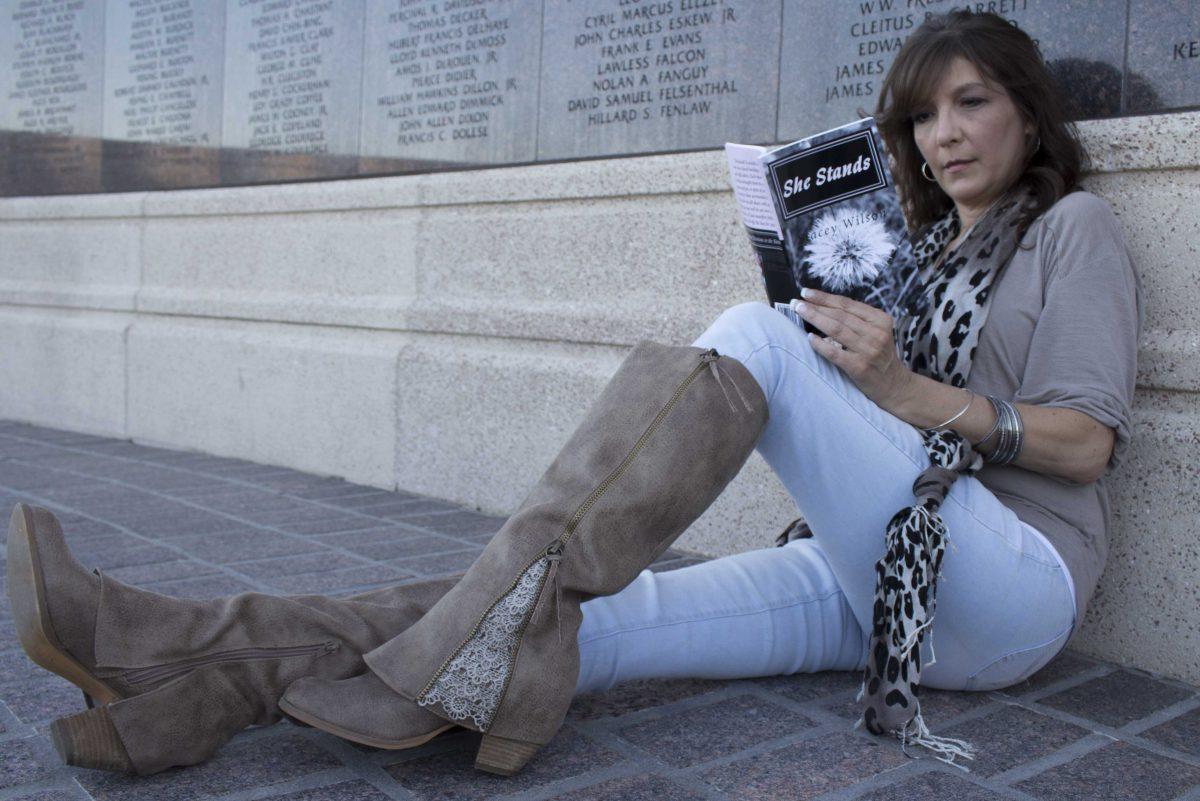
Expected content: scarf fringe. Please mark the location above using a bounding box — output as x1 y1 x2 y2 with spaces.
899 709 976 771
852 696 977 773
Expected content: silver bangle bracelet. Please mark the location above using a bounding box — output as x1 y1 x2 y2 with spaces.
976 396 1003 448
985 396 1003 454
983 395 1023 465
988 396 1012 464
933 389 975 430
1008 401 1025 463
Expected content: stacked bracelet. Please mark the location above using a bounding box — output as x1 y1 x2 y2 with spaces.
981 395 1023 465
932 390 974 429
977 406 1002 448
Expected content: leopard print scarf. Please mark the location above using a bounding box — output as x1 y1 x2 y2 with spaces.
777 182 1037 770
891 183 1035 388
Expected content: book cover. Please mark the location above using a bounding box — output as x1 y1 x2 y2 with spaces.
727 118 921 338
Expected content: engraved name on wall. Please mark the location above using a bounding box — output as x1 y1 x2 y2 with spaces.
359 0 541 167
536 0 781 160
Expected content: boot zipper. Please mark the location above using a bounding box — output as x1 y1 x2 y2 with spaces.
418 347 720 726
559 348 719 551
119 641 340 686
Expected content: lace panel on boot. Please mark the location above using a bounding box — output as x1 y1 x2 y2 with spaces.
416 555 551 731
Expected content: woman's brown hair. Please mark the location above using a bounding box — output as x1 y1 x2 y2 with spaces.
874 10 1090 243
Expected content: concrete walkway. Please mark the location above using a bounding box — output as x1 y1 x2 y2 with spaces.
1 420 1198 801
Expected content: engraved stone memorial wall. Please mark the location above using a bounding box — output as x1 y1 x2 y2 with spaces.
1 0 1197 196
101 0 224 190
358 0 541 170
536 0 779 160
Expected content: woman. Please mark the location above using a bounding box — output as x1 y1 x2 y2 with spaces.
7 9 1142 778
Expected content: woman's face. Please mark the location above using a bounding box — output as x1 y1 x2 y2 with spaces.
911 56 1035 222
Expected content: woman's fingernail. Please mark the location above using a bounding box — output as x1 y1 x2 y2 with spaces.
800 287 812 299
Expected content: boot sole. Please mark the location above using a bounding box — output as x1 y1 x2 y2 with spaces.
277 694 457 750
6 503 123 706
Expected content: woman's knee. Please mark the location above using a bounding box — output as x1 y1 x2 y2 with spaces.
714 300 780 333
703 301 803 354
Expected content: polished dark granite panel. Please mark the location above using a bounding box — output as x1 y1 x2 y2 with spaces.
615 693 817 767
1127 0 1199 113
0 739 53 790
76 731 341 801
264 782 393 801
546 773 710 801
384 726 624 800
856 771 1011 801
5 132 103 195
101 0 225 191
777 0 1128 141
1013 740 1200 801
219 0 364 183
0 128 9 192
698 729 909 799
536 0 782 160
933 704 1092 778
358 0 542 169
1140 705 1200 758
746 668 859 703
1036 668 1195 728
568 676 728 721
1 672 84 724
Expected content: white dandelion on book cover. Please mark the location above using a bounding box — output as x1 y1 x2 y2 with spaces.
804 206 897 292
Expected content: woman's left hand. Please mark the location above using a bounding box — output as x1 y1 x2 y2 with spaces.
792 288 914 412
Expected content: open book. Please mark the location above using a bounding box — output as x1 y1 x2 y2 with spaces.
726 117 920 337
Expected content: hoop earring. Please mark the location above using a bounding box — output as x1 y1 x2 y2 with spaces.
921 161 937 182
1034 135 1042 153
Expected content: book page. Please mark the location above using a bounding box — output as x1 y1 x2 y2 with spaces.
724 143 782 238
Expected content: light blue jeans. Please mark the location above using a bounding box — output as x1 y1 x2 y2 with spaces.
574 302 1077 695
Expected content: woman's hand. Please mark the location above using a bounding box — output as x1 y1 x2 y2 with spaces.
791 288 914 412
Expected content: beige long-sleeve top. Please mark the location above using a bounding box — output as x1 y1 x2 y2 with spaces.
964 189 1145 628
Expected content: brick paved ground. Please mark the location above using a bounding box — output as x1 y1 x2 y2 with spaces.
2 419 1199 801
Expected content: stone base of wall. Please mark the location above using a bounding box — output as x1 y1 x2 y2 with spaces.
2 111 1197 684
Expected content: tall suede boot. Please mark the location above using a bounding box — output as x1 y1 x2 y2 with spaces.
280 341 768 775
6 502 464 775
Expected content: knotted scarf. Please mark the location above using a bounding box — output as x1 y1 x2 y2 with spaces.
775 181 1039 770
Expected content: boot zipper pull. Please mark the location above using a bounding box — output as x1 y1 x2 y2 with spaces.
726 363 755 413
701 349 755 415
541 541 565 644
700 350 732 411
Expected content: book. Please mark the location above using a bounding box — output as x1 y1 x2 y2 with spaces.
725 117 921 338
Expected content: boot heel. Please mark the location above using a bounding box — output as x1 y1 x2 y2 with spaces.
475 733 541 775
49 706 134 773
